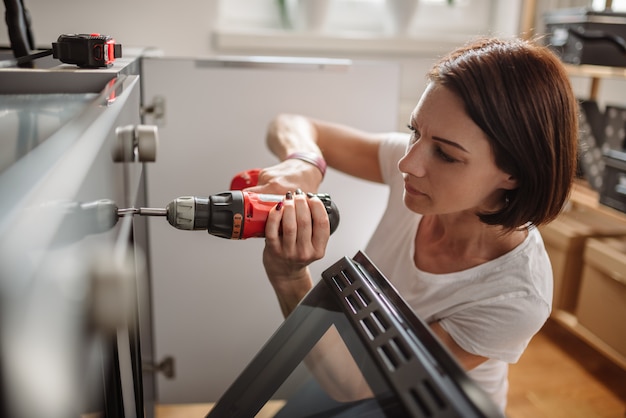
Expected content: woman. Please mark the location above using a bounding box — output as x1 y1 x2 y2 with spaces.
246 37 579 412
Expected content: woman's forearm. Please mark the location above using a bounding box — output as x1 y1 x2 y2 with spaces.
266 114 323 160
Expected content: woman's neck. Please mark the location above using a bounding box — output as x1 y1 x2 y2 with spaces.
414 214 527 274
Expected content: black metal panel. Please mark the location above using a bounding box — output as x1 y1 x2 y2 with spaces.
323 252 503 418
207 252 504 418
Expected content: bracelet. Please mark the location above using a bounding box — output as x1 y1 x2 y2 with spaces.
285 151 327 178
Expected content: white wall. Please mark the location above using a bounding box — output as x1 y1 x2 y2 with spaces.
0 0 221 57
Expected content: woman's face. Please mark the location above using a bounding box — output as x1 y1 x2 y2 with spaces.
399 83 516 217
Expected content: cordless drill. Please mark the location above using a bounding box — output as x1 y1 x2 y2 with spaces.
161 191 339 239
119 170 340 239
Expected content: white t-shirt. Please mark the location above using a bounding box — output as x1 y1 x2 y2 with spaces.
364 133 553 411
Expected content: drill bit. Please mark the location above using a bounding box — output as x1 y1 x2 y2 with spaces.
117 207 167 217
137 207 167 216
117 207 138 216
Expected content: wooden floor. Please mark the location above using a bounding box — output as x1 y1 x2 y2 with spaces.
507 319 626 418
156 318 626 418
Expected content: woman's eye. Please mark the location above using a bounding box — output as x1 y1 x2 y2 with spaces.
435 146 457 163
407 124 458 163
407 124 420 143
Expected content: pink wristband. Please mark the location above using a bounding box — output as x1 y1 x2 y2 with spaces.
286 152 327 178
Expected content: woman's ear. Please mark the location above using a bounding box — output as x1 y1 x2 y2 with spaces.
502 174 518 191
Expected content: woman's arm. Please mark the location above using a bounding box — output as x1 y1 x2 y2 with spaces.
430 322 489 370
257 115 394 402
264 191 373 401
246 114 386 195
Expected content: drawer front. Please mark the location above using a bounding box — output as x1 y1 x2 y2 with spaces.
0 74 151 417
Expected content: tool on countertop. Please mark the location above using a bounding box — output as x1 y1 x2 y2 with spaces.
118 170 340 239
0 33 122 69
52 33 122 68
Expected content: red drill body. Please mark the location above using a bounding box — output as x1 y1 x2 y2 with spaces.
165 191 339 240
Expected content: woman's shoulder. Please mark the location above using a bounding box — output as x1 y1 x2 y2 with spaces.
496 226 548 267
378 132 410 186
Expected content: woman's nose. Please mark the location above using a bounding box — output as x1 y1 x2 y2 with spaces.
399 141 426 178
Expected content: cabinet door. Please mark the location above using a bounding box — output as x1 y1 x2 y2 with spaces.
0 74 154 418
142 57 400 403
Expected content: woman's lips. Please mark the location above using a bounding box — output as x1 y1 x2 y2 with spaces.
404 181 427 197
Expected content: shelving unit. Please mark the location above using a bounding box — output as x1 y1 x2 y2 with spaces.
569 180 626 224
549 182 626 371
530 0 625 364
543 57 626 372
565 63 626 100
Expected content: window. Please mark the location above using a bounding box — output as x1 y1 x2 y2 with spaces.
592 0 626 10
218 0 499 37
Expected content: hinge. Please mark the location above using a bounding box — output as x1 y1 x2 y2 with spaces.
142 95 166 126
143 356 175 379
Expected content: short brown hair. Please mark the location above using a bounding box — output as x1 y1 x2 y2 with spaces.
428 37 578 229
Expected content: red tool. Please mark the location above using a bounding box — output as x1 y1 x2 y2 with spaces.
120 170 340 239
230 168 260 191
163 191 339 239
52 33 122 68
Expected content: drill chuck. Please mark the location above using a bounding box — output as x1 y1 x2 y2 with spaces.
165 191 339 239
165 197 197 230
166 192 245 239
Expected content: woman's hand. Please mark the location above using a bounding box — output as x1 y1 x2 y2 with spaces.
262 190 331 316
244 159 323 195
245 114 324 195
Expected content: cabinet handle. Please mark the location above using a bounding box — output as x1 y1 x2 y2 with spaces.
113 124 159 162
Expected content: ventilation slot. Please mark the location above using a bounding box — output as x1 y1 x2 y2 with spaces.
378 344 400 372
360 317 380 340
410 387 434 417
371 310 389 332
354 288 370 307
331 274 347 292
408 380 449 417
345 294 360 314
390 337 411 364
423 379 446 410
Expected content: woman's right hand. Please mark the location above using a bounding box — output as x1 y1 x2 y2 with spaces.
262 190 330 314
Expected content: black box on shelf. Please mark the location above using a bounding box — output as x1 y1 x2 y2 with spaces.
544 8 626 67
600 149 626 213
578 100 607 192
603 105 626 150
